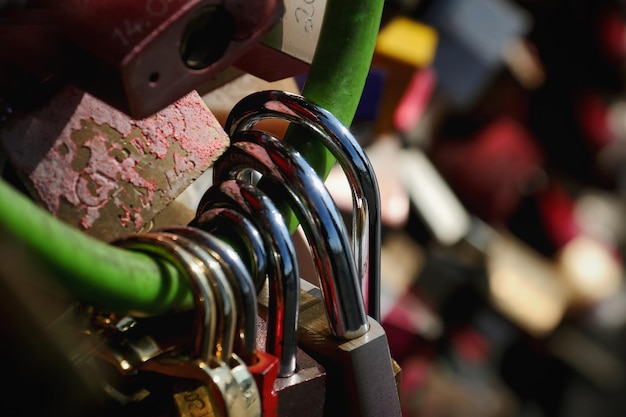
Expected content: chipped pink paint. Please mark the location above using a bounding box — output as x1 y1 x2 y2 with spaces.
2 85 229 232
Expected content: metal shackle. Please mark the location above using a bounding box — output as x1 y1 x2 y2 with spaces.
156 231 238 362
158 230 262 417
211 129 369 340
163 226 259 365
224 89 382 321
113 233 218 361
114 233 248 417
193 206 269 295
194 178 300 377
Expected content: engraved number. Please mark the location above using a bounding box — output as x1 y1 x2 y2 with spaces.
182 391 211 417
295 0 315 33
146 0 173 17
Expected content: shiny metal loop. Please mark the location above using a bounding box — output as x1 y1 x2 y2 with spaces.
162 226 259 365
158 230 261 417
211 130 369 340
114 233 245 417
195 178 299 377
113 233 217 360
156 232 237 362
191 207 269 295
225 89 382 321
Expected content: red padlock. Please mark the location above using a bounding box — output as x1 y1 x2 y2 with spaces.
1 0 284 119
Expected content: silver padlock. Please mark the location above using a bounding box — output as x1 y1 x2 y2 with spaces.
210 109 401 415
224 89 382 321
158 230 262 417
193 178 327 417
210 129 369 340
193 178 299 377
161 226 259 366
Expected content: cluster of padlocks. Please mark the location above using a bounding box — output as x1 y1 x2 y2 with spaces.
65 90 401 417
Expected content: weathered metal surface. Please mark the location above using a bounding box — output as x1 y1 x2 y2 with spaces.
1 85 230 242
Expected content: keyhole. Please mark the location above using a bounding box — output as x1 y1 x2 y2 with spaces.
180 6 235 70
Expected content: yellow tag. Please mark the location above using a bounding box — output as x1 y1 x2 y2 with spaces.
376 17 438 68
173 384 219 417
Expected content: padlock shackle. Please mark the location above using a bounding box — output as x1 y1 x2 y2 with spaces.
113 233 218 362
212 130 369 339
192 207 269 295
225 90 382 322
158 231 238 362
194 178 300 377
166 226 259 365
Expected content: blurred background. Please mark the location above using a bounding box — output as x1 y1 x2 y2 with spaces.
340 0 626 416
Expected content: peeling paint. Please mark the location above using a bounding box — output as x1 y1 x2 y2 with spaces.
1 85 230 241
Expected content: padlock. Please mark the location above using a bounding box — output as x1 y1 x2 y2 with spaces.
114 232 253 417
193 178 323 417
0 85 229 242
233 0 328 82
223 89 382 321
160 227 258 363
68 310 194 416
157 230 263 417
163 227 285 416
193 178 300 377
212 91 402 415
5 0 284 119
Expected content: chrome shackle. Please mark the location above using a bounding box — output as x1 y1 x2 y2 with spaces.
211 129 369 340
194 178 300 377
224 89 381 321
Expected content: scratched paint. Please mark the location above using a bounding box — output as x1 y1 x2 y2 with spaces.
1 85 230 241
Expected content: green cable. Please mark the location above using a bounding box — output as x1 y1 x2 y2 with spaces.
280 0 385 231
287 0 384 174
0 0 384 315
0 179 193 315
